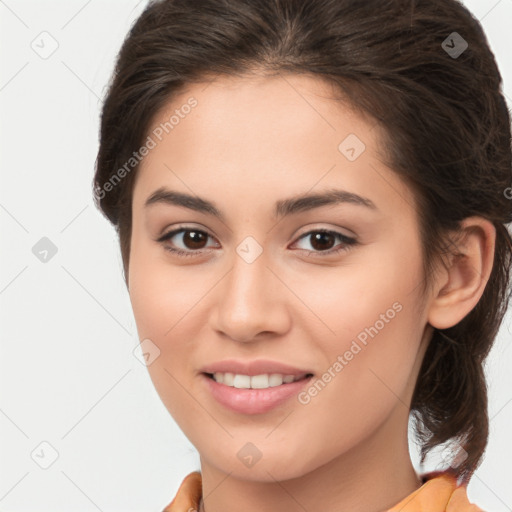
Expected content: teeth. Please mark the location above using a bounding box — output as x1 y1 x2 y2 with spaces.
212 372 305 389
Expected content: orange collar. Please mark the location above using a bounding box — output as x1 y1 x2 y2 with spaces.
162 470 483 512
387 471 483 511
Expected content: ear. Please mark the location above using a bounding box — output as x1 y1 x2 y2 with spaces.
427 216 496 330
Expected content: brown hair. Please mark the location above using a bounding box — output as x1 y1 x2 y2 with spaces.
93 0 512 484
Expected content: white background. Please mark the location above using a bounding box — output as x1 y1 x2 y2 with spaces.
1 0 511 510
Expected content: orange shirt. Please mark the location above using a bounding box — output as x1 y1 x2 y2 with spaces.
162 470 483 512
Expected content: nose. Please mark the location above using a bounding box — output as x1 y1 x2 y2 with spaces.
210 246 291 343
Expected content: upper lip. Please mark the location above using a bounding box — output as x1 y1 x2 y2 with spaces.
200 359 314 377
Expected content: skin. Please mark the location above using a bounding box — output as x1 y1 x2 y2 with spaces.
127 73 496 512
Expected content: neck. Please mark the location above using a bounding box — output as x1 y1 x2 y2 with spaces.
198 404 422 512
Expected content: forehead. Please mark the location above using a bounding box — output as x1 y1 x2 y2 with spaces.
133 73 415 218
152 72 373 144
142 72 379 162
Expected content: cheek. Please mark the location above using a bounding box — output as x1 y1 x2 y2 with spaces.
290 261 416 347
127 243 212 417
281 303 421 476
293 232 423 344
128 238 203 338
288 250 423 415
129 267 203 389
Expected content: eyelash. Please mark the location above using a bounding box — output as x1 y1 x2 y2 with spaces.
156 226 358 258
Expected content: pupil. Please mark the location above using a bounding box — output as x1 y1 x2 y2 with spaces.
184 231 206 249
311 232 334 250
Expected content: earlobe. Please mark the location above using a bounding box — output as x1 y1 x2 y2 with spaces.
427 217 496 330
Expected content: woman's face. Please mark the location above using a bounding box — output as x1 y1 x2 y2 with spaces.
128 73 433 481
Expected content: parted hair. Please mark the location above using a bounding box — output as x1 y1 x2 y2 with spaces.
93 0 512 484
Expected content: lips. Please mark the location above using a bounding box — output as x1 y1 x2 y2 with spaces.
202 372 315 414
200 358 314 377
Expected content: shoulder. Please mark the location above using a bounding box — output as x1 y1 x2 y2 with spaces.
387 470 484 511
163 469 484 512
422 471 484 512
446 485 484 512
162 471 202 512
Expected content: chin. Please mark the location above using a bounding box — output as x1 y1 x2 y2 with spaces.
200 441 322 482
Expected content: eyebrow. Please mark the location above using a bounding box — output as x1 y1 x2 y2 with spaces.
144 186 377 220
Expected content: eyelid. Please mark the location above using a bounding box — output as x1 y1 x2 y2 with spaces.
293 223 357 240
157 223 355 242
291 228 357 254
157 223 217 241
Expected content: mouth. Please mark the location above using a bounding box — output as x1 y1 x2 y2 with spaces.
202 372 314 388
201 372 315 415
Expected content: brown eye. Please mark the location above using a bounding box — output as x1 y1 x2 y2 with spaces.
157 227 218 257
293 229 358 256
181 230 208 249
308 231 336 251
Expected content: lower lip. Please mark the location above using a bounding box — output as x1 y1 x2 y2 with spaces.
201 373 314 415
